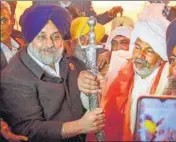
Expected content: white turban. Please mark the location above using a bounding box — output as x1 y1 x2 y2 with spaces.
105 26 133 51
1 1 11 15
129 17 170 61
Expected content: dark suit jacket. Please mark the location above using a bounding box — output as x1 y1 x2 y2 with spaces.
0 48 85 142
32 0 115 25
0 38 23 72
0 49 8 72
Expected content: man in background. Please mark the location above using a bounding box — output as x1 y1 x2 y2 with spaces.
164 18 176 95
0 2 28 141
102 25 133 95
33 0 123 25
0 1 25 70
70 17 105 63
6 1 25 40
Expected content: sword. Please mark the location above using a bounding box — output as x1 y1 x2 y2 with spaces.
85 16 105 142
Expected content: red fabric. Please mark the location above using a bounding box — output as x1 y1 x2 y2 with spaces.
100 61 166 141
102 60 134 141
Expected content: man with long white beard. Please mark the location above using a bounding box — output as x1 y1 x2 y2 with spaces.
0 5 105 142
70 17 105 64
78 17 170 141
103 25 133 94
100 18 170 141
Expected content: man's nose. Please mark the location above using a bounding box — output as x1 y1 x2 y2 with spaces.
112 43 119 51
45 38 54 47
137 50 146 59
117 44 122 50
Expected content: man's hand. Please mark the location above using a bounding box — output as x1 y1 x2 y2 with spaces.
97 51 111 70
79 108 105 134
108 6 123 17
78 71 104 94
0 120 28 142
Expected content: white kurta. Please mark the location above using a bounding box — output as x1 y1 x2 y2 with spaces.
130 62 169 133
130 68 159 132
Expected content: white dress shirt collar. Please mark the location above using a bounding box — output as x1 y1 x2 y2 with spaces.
1 38 19 62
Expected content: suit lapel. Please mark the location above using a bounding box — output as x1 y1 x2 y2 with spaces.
60 55 73 112
0 49 8 71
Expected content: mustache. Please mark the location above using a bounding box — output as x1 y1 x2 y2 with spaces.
134 58 148 65
134 58 148 66
41 46 57 52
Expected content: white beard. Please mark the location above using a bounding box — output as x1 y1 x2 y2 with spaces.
133 59 160 78
134 65 157 77
28 43 64 65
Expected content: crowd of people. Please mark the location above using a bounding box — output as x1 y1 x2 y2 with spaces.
0 1 176 142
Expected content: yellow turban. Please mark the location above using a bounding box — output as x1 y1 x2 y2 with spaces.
70 17 105 43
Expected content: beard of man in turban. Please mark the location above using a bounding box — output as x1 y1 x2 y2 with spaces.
132 38 163 79
29 20 64 66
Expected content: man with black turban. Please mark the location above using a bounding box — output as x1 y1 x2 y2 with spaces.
0 5 105 142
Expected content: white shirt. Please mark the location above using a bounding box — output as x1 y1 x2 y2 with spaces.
1 38 19 62
130 67 159 133
27 45 61 78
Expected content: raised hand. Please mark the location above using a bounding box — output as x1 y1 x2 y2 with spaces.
108 6 124 17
